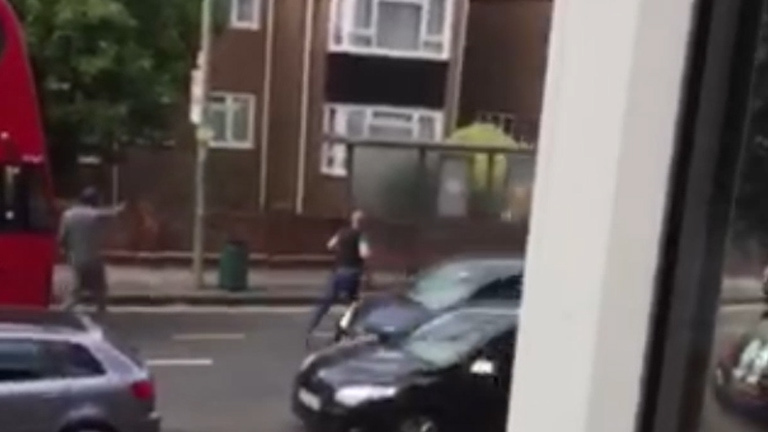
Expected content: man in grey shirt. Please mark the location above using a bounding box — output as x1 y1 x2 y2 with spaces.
58 187 125 314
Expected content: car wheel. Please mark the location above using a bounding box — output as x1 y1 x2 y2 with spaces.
397 415 439 432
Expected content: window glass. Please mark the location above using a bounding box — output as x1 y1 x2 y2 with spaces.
350 33 374 47
474 275 524 301
423 39 444 54
408 260 518 310
369 124 412 139
0 165 53 233
371 111 413 125
376 2 422 51
48 342 105 378
206 93 254 148
402 309 516 367
418 115 437 140
234 0 258 26
346 109 367 137
230 96 250 143
354 0 373 30
677 1 768 430
427 0 446 36
0 340 47 382
207 97 228 142
331 0 451 57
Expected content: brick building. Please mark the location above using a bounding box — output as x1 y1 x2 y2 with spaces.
101 0 551 257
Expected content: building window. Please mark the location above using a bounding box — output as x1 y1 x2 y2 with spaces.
321 104 444 177
330 0 453 60
206 92 256 150
476 111 517 137
230 0 261 30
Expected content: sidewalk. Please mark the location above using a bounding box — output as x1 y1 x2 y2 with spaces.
53 265 407 306
53 266 767 306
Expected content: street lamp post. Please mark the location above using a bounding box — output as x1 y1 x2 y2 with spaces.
191 0 213 289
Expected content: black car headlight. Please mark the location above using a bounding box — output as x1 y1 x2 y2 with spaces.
334 385 397 407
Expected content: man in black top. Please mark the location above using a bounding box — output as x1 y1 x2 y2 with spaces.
307 210 370 338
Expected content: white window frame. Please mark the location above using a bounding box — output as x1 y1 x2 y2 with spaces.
207 92 257 150
329 0 455 60
321 103 445 177
506 0 694 430
230 0 262 30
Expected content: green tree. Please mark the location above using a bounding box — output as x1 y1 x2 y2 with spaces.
8 0 227 185
447 123 530 217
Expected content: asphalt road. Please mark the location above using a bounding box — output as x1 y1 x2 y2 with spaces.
101 306 342 432
96 302 768 432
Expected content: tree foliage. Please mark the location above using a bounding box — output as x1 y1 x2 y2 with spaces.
448 122 523 191
7 0 228 179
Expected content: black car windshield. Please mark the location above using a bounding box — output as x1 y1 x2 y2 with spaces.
407 259 521 310
401 308 516 367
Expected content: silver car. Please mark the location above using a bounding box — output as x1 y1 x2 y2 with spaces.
0 308 160 432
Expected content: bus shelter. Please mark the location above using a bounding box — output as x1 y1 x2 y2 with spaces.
325 134 536 272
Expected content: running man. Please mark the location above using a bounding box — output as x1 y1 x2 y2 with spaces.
307 210 371 339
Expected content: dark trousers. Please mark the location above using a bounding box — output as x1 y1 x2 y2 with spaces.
308 268 362 334
65 261 108 314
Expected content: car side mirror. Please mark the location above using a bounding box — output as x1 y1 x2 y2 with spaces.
469 358 497 376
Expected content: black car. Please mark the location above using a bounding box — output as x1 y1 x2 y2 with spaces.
713 313 768 423
335 256 524 342
293 303 518 432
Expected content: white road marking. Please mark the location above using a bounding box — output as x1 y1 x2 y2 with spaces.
173 333 246 341
108 305 343 315
146 358 214 367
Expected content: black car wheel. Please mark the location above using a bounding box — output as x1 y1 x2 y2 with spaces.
397 415 440 432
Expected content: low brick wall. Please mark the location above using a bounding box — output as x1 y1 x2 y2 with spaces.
62 207 530 271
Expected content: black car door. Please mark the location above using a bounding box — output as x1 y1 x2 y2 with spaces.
472 275 523 302
436 330 517 432
471 331 516 430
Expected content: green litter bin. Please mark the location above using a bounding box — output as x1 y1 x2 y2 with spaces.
219 240 248 291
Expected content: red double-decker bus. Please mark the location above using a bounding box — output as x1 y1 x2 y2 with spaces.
0 1 56 307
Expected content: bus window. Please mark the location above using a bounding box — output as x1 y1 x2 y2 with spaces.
0 164 53 233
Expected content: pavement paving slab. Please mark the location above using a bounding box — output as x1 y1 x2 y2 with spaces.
53 265 407 306
53 265 768 307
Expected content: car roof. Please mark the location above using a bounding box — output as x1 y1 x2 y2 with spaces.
433 255 525 274
456 301 520 315
431 302 520 328
406 303 519 344
0 308 97 338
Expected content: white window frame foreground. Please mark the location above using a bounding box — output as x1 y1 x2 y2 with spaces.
321 104 444 177
207 92 257 150
507 0 695 432
230 0 262 30
329 0 455 60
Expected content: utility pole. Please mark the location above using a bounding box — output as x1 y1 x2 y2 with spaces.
191 0 213 289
